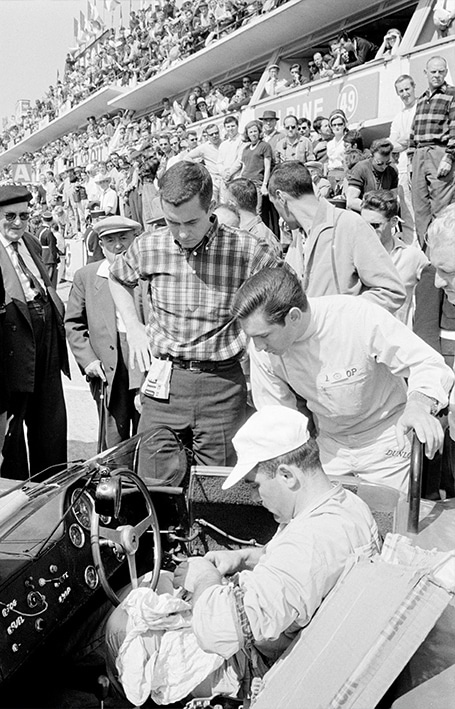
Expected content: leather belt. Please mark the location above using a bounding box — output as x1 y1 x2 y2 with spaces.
158 355 239 372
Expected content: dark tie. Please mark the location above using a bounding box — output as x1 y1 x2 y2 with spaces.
11 241 47 300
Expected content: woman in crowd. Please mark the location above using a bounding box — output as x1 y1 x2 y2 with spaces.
326 109 349 193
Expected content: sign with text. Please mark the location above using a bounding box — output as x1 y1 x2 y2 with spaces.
11 162 35 184
254 71 380 126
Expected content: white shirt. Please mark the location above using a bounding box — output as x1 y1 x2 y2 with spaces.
100 187 118 215
217 135 243 181
389 103 417 175
389 236 428 326
0 233 46 301
193 483 380 660
97 259 126 333
249 295 453 445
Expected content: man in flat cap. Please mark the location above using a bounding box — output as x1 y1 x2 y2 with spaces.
0 185 69 480
105 406 379 704
65 216 144 448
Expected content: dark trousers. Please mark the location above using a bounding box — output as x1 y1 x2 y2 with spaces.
91 333 140 450
1 299 67 480
137 362 247 485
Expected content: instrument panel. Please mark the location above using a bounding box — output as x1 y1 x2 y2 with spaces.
0 482 123 684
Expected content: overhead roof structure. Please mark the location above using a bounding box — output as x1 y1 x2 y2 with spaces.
108 0 389 114
0 87 124 169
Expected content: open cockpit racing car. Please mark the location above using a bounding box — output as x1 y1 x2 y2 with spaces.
0 429 454 708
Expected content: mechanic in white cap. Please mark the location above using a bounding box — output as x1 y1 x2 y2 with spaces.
105 406 379 703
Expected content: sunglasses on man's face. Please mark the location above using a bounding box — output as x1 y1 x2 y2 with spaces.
2 212 30 222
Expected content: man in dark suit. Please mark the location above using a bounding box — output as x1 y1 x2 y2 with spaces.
65 216 143 449
0 185 69 480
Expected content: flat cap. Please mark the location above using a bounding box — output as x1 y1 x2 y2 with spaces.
41 211 54 221
93 216 141 238
0 185 33 207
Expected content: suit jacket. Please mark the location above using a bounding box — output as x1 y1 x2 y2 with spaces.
65 261 144 406
0 232 69 392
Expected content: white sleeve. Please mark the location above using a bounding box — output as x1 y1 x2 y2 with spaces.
365 303 454 409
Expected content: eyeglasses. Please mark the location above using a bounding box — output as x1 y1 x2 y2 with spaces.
373 158 391 167
2 212 30 222
368 222 384 230
285 125 298 130
208 132 219 137
331 122 345 127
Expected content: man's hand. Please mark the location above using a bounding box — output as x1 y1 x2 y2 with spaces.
204 549 245 576
396 401 444 459
126 322 152 372
260 184 268 196
84 360 106 381
437 156 452 178
173 557 221 593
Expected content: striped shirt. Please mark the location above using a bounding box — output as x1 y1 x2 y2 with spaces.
109 216 279 361
409 83 455 159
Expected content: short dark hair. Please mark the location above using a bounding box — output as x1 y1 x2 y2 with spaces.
268 161 314 199
258 438 321 478
344 129 364 151
224 115 238 126
361 189 399 219
159 162 213 211
298 117 311 129
370 138 394 156
231 266 308 325
228 178 257 213
312 115 328 134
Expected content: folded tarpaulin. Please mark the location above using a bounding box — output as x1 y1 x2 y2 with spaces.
253 544 453 709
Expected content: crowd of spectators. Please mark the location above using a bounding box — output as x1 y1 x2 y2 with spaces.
0 0 290 152
0 0 410 158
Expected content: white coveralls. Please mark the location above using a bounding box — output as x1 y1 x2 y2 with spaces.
106 484 379 705
249 295 454 491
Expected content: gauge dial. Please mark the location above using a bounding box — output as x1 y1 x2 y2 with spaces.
69 523 85 548
71 489 93 529
84 565 99 589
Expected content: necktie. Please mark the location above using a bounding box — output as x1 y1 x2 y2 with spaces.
11 241 47 300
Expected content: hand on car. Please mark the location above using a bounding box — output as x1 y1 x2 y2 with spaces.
396 401 444 459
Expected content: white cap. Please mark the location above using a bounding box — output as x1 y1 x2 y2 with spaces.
222 406 311 490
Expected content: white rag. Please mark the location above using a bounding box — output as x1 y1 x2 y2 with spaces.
116 586 226 705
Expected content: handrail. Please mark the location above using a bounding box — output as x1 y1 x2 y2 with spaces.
407 434 423 534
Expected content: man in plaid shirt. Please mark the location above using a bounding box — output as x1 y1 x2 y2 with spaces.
109 162 279 482
409 55 455 247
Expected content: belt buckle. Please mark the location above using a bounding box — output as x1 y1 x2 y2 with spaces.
188 360 199 371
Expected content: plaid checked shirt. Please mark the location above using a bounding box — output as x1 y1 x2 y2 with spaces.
409 82 455 159
110 217 280 361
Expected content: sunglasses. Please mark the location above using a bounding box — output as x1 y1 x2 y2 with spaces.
2 212 30 222
285 125 298 130
208 132 219 137
331 121 345 127
369 222 384 230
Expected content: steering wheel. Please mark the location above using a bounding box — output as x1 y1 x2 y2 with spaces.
90 469 162 606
